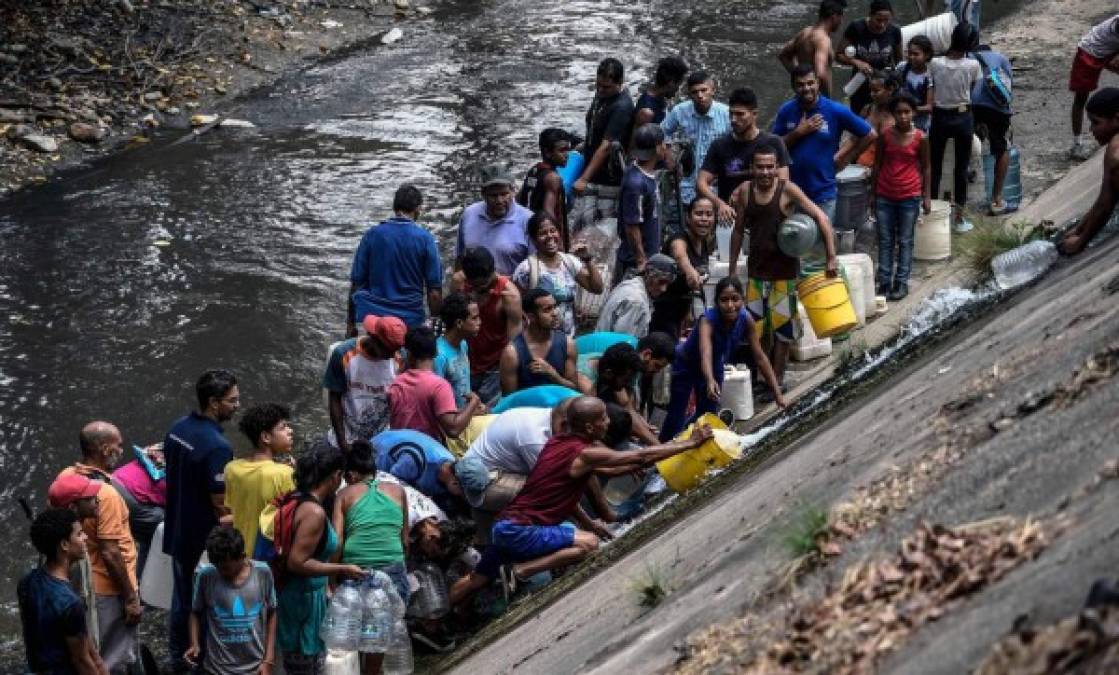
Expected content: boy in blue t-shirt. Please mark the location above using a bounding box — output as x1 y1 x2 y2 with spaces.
187 527 277 675
772 64 875 221
433 292 480 407
614 124 666 284
18 507 105 675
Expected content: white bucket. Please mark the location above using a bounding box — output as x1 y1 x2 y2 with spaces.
915 199 952 260
139 522 173 610
722 366 753 421
902 12 959 53
791 308 833 362
324 649 361 675
837 253 874 326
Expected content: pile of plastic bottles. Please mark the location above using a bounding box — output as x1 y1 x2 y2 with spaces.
322 571 412 674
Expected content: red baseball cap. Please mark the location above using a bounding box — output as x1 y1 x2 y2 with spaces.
362 315 407 351
48 473 103 508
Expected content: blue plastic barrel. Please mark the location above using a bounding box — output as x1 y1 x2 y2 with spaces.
491 385 581 414
984 145 1021 211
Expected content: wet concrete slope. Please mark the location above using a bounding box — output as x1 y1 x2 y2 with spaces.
449 233 1119 673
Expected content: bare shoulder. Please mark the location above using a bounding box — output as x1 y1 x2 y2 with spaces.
378 480 404 498
450 270 466 291
503 280 521 301
1106 136 1119 165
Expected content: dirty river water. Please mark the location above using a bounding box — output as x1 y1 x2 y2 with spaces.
0 0 1022 644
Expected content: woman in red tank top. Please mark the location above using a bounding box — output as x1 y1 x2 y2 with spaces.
871 91 931 302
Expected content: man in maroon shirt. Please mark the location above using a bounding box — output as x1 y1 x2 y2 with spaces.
449 396 712 605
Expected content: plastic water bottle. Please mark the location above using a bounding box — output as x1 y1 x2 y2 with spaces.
382 619 414 674
321 580 362 650
414 562 449 619
359 582 392 653
991 240 1058 290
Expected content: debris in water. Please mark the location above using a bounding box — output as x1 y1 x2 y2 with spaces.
190 114 218 127
381 27 404 45
219 119 256 129
320 19 343 29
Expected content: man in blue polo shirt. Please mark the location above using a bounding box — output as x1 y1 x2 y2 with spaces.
456 165 533 276
162 369 239 673
772 64 876 222
349 183 444 333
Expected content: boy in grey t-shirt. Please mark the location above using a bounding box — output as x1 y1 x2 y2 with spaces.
186 527 278 674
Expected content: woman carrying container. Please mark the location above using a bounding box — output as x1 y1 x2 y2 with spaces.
651 197 715 338
871 91 932 302
928 22 982 232
659 277 787 442
277 444 364 675
511 211 604 336
332 439 409 674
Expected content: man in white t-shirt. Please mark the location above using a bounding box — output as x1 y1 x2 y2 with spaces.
322 315 405 451
454 402 572 543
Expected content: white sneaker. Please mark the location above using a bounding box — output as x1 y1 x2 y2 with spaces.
953 217 974 233
1069 138 1096 161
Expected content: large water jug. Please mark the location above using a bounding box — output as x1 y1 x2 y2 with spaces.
321 581 362 651
721 366 753 421
382 619 414 674
834 166 870 231
984 145 1022 211
139 522 173 610
914 200 952 260
837 253 875 324
412 562 449 619
778 213 819 258
359 583 393 653
990 240 1058 290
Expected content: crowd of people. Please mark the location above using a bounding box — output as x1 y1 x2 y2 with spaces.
17 1 1119 674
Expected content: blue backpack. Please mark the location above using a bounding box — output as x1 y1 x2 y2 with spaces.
975 51 1012 108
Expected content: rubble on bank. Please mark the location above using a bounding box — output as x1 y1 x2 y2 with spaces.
0 0 417 195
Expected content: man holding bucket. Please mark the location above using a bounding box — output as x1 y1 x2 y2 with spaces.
728 149 838 385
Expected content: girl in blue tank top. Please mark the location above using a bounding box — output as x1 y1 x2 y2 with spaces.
660 277 787 441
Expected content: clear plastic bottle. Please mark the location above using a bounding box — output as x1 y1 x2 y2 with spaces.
359 582 392 653
991 240 1058 290
415 562 449 619
321 580 362 651
381 619 414 674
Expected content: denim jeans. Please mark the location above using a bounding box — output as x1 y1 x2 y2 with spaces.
875 196 921 287
169 554 201 672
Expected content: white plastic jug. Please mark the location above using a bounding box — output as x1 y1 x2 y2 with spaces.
721 366 753 421
791 307 832 362
915 200 952 260
324 649 360 675
837 253 875 325
139 522 173 610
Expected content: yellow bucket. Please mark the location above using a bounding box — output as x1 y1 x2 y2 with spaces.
656 414 743 493
797 272 858 338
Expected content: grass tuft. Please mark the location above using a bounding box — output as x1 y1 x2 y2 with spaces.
630 564 668 609
781 504 830 558
957 217 1043 278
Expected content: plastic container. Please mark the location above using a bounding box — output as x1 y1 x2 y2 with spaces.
358 582 392 653
797 272 858 338
382 619 414 674
778 213 819 258
790 309 832 362
984 145 1022 211
574 262 611 323
322 581 362 651
991 240 1058 290
574 332 637 355
704 259 747 304
834 166 870 231
915 199 952 260
491 384 581 414
655 414 744 493
411 562 449 620
324 649 360 675
721 366 753 421
837 253 875 325
139 522 173 610
938 135 983 202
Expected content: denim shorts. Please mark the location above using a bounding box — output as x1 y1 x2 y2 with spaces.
475 520 576 579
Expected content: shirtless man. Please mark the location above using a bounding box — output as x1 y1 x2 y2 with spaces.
779 0 847 98
1060 88 1119 255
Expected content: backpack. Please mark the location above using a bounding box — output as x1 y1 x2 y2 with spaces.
975 51 1012 108
261 491 321 591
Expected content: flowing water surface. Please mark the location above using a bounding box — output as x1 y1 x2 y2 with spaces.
0 0 1020 638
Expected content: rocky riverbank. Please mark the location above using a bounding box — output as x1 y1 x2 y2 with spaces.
0 0 425 197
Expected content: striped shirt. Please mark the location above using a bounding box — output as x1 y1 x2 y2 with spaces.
661 100 731 203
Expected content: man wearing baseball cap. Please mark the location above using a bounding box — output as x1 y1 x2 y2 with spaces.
615 123 668 285
323 314 407 451
455 163 534 276
54 421 141 673
595 253 677 338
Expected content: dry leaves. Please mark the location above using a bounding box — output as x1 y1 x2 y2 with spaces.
678 519 1052 674
977 606 1119 674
